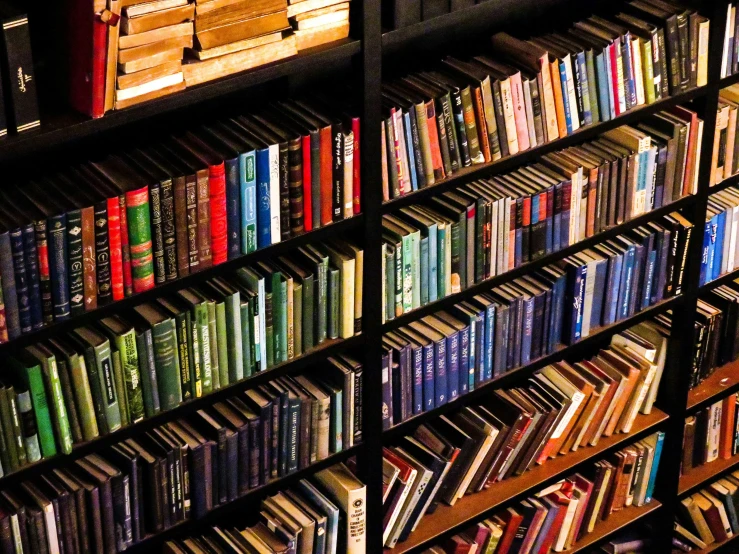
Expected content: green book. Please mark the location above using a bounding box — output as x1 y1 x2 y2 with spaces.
210 277 243 384
234 268 265 371
206 301 218 393
293 283 303 357
0 385 19 471
276 256 311 357
257 262 287 365
70 328 123 434
25 345 74 454
14 385 41 463
132 303 183 411
48 338 99 441
46 344 83 444
327 265 340 340
68 334 110 436
98 317 145 424
383 233 403 317
156 297 194 402
176 289 212 397
317 378 342 454
264 290 274 369
110 349 130 427
135 328 159 418
214 301 229 388
4 386 27 469
240 302 253 378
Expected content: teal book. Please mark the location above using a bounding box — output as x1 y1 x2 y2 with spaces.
257 262 287 365
327 265 340 340
8 354 56 458
297 245 328 345
132 303 183 411
240 302 253 378
318 378 342 454
437 224 447 298
419 236 429 307
240 149 257 254
156 297 194 402
210 277 243 383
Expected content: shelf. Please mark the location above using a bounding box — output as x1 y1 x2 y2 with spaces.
708 173 739 195
0 215 362 355
678 453 739 496
699 268 739 294
386 409 668 553
124 444 361 553
383 195 694 332
568 502 662 553
687 359 739 412
719 72 739 88
381 86 708 213
0 334 361 487
695 534 739 554
383 295 681 440
0 39 361 164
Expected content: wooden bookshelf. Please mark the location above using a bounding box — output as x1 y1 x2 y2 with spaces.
687 359 739 411
696 534 739 554
678 453 739 496
569 501 662 553
388 410 668 553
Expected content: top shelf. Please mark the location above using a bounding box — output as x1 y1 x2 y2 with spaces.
0 39 360 165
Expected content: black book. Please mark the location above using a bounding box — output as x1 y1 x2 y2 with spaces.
0 6 38 134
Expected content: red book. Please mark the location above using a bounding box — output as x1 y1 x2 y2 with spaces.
351 116 360 215
425 100 445 181
68 0 107 118
320 125 333 225
537 492 570 554
107 197 124 301
442 535 474 554
495 507 524 554
670 106 700 196
609 43 622 117
302 135 312 231
118 196 133 297
208 162 228 266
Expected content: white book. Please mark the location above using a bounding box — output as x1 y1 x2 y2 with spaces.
523 79 537 148
562 54 580 131
268 143 281 244
387 449 433 547
707 400 723 463
500 78 520 156
115 71 183 101
503 197 511 272
555 493 579 552
633 440 655 506
453 413 499 500
315 464 367 554
723 4 733 78
631 37 645 106
630 321 668 414
697 18 710 86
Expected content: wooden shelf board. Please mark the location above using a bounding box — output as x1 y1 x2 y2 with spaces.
569 501 662 553
679 453 739 496
388 409 668 553
687 359 739 412
695 533 739 554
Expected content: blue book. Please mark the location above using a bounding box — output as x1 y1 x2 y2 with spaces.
47 214 70 322
255 147 272 249
514 197 524 267
551 271 566 350
594 51 611 122
560 179 571 248
457 324 470 396
532 497 562 554
420 236 429 307
398 326 435 412
706 212 718 282
469 296 495 381
653 146 667 209
559 61 574 135
239 150 258 254
493 301 509 375
309 130 321 229
452 304 483 388
406 107 426 190
381 349 393 429
410 321 447 406
574 50 592 125
467 317 477 391
8 228 30 334
628 242 645 317
540 287 552 357
519 293 534 366
557 259 585 344
544 189 553 255
444 329 459 402
603 46 616 119
21 224 42 330
602 248 623 326
642 248 657 310
645 431 665 502
224 157 241 260
295 480 340 554
621 32 637 109
618 242 636 321
589 257 608 330
713 209 727 282
654 227 670 303
699 217 712 286
410 343 423 415
403 111 418 191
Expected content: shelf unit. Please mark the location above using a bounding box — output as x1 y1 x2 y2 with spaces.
4 0 739 550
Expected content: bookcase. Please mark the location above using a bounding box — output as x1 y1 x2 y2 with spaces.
3 0 739 551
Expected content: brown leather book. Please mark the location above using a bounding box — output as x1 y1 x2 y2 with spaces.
118 60 182 89
195 0 287 32
189 30 283 60
194 11 289 49
556 363 598 454
121 3 194 34
577 361 617 446
80 206 97 310
602 451 627 519
682 415 696 474
118 35 193 63
598 349 641 436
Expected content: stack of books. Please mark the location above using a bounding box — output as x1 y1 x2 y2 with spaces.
387 434 663 550
675 473 739 551
0 258 362 472
722 3 739 80
683 392 739 476
0 98 360 341
287 0 351 50
115 0 195 109
183 0 298 87
711 86 739 187
381 0 710 199
701 185 739 286
166 463 367 554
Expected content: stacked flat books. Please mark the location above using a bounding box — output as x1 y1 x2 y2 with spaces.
0 253 362 471
674 473 739 551
381 0 710 200
287 0 351 50
683 392 739 476
115 0 195 108
700 185 739 285
722 3 739 79
166 463 367 554
386 432 663 550
182 0 298 87
711 86 739 187
0 97 360 342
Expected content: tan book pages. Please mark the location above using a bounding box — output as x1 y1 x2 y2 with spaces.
195 0 288 31
190 31 283 60
194 0 261 14
195 11 289 49
118 20 193 49
117 59 182 89
118 48 183 73
115 79 186 109
293 3 348 19
711 104 730 185
182 35 297 87
294 19 348 50
118 34 192 62
116 71 183 101
287 0 346 17
294 8 347 29
104 0 123 113
121 3 194 34
125 0 188 17
609 345 652 433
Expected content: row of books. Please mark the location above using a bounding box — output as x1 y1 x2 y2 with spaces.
0 254 362 474
381 0 709 200
684 280 739 389
701 185 739 285
412 434 664 553
382 327 666 547
683 392 738 476
721 4 739 80
382 115 701 321
165 462 367 554
0 99 361 342
711 86 739 186
675 472 739 550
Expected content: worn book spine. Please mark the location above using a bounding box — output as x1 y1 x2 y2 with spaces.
94 201 113 306
310 130 321 229
173 176 190 277
159 178 177 281
225 158 241 260
277 142 290 241
65 210 84 317
209 163 228 266
152 319 183 410
196 171 212 270
147 182 166 286
288 137 304 235
240 151 258 253
33 220 53 324
16 388 40 462
106 198 124 301
185 176 200 272
118 196 133 298
1 15 40 133
20 224 41 329
117 330 144 424
135 331 158 417
9 228 30 333
47 215 70 322
79 207 97 311
122 187 155 293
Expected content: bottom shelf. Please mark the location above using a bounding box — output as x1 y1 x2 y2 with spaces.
569 501 662 553
696 533 739 553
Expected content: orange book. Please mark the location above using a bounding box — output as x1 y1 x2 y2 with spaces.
472 87 491 163
577 361 617 446
319 125 333 225
425 100 446 181
556 363 598 454
599 349 641 436
549 59 567 139
720 394 737 460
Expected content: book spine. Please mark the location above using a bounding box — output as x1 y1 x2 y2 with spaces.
47 215 70 322
1 16 40 133
34 219 53 324
9 228 30 333
352 117 361 214
301 136 313 232
21 224 42 329
63 209 84 318
256 148 272 249
185 177 200 271
240 152 258 254
80 207 97 311
119 331 144 424
94 201 113 306
152 319 183 411
209 163 228 266
196 171 212 270
278 143 290 240
173 177 190 277
225 158 241 260
107 198 124 301
118 196 133 298
288 138 305 235
147 183 166 286
160 179 178 281
332 128 344 222
16 389 40 463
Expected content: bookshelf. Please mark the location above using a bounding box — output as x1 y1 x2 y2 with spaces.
678 453 739 496
3 0 738 551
